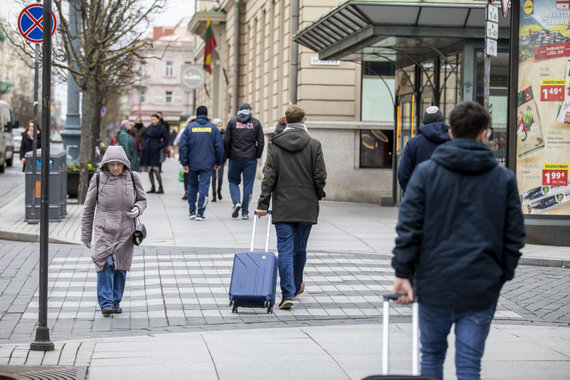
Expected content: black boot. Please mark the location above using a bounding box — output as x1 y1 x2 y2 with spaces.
212 191 217 202
218 190 222 200
157 186 164 194
147 186 156 193
182 191 188 200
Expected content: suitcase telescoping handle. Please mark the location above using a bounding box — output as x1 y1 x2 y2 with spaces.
251 210 272 251
382 294 419 376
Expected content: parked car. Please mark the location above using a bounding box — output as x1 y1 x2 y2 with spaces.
12 126 25 148
0 100 15 172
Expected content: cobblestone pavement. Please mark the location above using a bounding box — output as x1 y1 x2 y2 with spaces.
1 240 568 346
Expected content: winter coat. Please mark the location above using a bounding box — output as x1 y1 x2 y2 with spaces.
257 124 327 224
132 123 146 145
81 146 147 272
19 132 41 160
117 126 139 171
392 139 525 311
223 112 264 161
140 123 169 167
179 115 224 171
398 121 451 192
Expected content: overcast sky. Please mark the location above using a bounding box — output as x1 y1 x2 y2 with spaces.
1 0 195 27
1 0 195 122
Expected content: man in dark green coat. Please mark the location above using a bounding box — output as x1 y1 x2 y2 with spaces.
117 120 139 172
256 104 327 310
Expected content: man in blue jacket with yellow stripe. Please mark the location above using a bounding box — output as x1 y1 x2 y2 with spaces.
179 106 224 221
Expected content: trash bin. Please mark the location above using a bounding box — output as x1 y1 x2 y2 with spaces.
25 148 67 222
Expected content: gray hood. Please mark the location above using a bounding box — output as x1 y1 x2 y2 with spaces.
100 146 131 171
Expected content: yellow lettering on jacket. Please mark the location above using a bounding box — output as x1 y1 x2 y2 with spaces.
192 127 211 132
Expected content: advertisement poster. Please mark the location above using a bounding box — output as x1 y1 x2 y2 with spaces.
518 0 570 215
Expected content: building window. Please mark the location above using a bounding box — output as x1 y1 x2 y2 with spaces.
360 129 393 168
139 87 145 103
165 61 174 77
361 61 396 122
166 91 173 104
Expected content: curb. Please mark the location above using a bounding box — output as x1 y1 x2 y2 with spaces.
0 230 78 245
0 229 566 267
519 257 568 268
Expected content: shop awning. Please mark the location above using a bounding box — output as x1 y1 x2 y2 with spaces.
294 1 511 63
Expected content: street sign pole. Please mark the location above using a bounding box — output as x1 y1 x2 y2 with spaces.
485 1 499 112
29 42 39 224
30 0 54 352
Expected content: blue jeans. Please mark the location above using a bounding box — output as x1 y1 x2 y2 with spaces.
97 256 127 308
419 303 497 380
274 223 312 299
228 160 257 215
188 169 212 215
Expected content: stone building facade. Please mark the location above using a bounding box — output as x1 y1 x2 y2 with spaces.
127 27 194 127
189 1 396 203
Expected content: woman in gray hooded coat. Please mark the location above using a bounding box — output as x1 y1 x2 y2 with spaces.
81 146 147 315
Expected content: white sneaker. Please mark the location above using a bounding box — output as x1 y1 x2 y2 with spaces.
232 202 241 218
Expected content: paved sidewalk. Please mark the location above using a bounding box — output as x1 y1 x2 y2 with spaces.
0 157 567 266
0 155 568 379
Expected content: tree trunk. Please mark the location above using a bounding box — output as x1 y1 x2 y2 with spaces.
78 83 100 204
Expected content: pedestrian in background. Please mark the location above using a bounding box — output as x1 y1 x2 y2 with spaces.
224 103 264 220
391 101 525 380
256 104 327 310
397 106 450 194
179 106 224 221
117 120 139 172
19 120 41 172
271 116 287 138
174 115 195 200
140 114 169 193
81 146 147 316
157 111 170 168
211 118 225 202
132 117 146 158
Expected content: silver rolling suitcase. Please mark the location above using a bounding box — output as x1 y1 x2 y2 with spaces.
362 294 437 379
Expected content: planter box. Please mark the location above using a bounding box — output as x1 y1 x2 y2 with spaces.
67 171 95 198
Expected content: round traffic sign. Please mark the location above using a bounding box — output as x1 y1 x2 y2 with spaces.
18 4 57 44
181 65 205 90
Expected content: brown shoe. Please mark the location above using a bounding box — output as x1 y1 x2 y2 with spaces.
295 281 305 298
279 298 294 310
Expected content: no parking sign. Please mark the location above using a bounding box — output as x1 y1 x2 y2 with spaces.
18 4 57 44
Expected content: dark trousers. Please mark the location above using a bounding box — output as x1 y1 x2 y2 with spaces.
211 164 224 196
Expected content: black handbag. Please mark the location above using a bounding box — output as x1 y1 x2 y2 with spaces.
129 172 146 246
133 217 146 246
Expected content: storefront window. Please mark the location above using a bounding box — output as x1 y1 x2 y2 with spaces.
362 61 395 122
360 129 393 168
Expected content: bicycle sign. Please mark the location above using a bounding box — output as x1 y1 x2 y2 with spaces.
18 4 57 44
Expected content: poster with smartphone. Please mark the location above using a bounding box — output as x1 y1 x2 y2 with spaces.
517 0 570 215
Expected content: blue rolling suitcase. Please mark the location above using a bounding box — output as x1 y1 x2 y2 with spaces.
229 211 277 314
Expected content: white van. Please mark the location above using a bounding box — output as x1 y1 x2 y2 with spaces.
0 100 15 173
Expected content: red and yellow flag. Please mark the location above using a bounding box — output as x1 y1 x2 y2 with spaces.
203 13 217 74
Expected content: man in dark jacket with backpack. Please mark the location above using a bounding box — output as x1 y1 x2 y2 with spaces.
224 103 264 220
397 106 451 193
256 105 327 310
391 101 525 380
179 106 224 221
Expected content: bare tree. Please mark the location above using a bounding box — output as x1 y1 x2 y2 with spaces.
1 0 167 203
53 0 167 203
